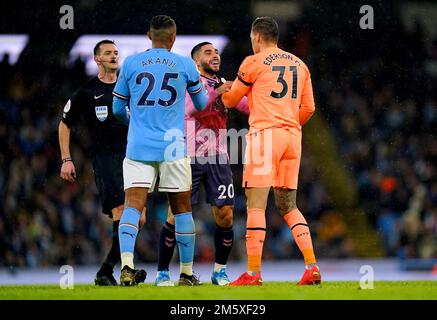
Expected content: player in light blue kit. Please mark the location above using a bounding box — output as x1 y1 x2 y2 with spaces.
112 15 208 286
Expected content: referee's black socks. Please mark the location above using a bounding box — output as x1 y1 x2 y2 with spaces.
97 220 120 276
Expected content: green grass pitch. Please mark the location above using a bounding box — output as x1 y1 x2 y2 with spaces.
1 281 437 300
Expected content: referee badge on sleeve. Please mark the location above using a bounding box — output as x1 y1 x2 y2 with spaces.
95 106 108 121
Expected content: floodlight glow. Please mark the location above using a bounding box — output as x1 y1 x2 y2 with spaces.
0 35 29 64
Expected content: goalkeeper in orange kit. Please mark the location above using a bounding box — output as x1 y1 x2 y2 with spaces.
220 16 320 285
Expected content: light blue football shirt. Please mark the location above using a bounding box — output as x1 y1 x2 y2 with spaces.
113 48 207 161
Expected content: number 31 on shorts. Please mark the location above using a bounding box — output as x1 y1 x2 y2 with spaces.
218 184 234 199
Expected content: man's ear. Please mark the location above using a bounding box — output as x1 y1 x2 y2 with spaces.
170 32 176 44
94 55 101 65
195 58 201 70
147 31 152 41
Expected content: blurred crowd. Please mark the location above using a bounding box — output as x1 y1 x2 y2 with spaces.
0 13 436 270
305 19 437 259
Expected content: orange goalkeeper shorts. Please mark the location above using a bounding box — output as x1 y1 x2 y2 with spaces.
243 127 302 189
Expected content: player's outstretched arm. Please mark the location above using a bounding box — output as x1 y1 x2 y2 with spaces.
222 56 254 108
188 80 208 111
112 56 131 125
112 95 130 125
235 96 250 115
186 57 208 111
221 78 250 108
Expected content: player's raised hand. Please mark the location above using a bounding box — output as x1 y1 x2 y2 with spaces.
214 78 233 95
60 160 76 182
216 80 233 95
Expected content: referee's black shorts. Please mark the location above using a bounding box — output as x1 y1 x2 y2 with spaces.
92 151 125 218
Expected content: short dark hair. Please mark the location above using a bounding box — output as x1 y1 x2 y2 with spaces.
251 16 279 43
191 42 212 59
93 40 116 56
149 15 177 42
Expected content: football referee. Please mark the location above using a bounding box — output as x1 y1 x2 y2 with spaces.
58 40 146 286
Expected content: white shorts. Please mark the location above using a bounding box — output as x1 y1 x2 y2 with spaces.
123 157 192 192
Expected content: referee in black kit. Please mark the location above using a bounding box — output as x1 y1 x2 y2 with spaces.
58 40 146 286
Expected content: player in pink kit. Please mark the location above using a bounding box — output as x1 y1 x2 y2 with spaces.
155 42 249 286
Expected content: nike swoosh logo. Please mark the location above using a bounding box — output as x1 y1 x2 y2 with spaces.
176 240 189 247
94 94 104 99
121 231 135 239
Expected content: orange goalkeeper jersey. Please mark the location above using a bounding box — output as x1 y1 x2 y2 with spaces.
222 47 315 131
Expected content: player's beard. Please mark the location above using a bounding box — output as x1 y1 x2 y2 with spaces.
201 61 219 76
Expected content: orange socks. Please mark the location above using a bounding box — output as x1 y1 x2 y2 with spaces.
246 208 266 274
283 208 316 266
246 208 316 272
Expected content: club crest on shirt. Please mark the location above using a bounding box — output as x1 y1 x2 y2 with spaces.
95 106 108 121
